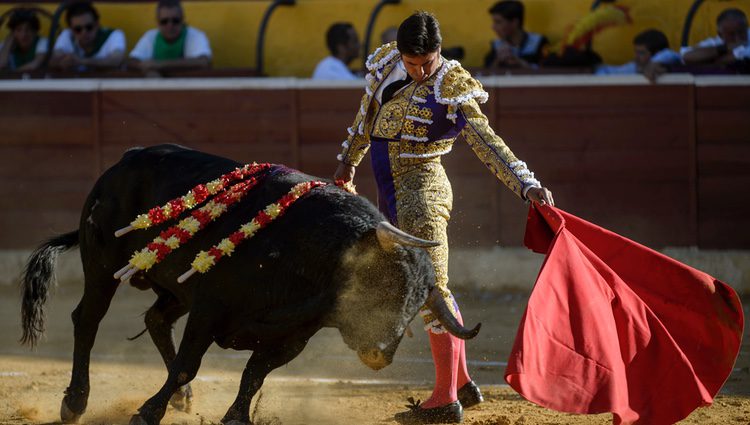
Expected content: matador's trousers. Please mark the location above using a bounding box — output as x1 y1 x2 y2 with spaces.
371 137 456 330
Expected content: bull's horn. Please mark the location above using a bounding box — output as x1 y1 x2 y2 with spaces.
426 288 481 340
376 221 441 251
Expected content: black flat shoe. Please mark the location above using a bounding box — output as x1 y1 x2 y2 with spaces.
394 397 463 424
457 381 483 409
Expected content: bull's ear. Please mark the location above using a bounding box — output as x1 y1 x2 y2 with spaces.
376 221 441 251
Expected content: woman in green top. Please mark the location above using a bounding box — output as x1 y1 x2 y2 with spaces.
0 8 46 72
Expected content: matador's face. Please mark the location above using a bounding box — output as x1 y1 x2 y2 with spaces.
401 48 442 83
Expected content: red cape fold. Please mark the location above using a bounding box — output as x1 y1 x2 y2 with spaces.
505 205 744 424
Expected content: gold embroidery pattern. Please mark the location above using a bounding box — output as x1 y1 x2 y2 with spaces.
374 100 406 139
414 84 431 100
399 138 453 159
402 119 415 134
418 107 433 120
406 104 422 116
391 160 455 323
401 79 437 143
460 99 525 198
436 65 488 105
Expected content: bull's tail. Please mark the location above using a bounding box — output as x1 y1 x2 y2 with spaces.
20 230 79 347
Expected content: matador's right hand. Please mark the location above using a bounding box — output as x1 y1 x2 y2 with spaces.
334 162 356 183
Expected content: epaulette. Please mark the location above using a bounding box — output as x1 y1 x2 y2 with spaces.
434 60 489 106
365 42 400 74
364 42 400 98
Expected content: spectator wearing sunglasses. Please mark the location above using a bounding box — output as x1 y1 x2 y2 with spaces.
0 8 48 71
128 0 211 75
50 1 125 71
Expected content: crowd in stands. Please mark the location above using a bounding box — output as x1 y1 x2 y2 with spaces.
0 0 748 80
0 0 210 75
312 0 749 81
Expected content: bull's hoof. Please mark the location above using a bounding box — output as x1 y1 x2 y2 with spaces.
169 384 193 413
223 420 250 425
60 398 82 423
129 414 150 425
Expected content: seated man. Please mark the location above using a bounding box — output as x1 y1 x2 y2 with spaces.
596 29 681 81
0 8 47 71
484 0 548 69
682 8 749 65
128 0 211 74
312 22 360 80
50 1 126 72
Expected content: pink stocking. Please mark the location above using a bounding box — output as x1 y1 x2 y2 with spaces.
421 328 459 408
454 307 472 388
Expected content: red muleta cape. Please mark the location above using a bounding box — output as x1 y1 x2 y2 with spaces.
505 205 744 424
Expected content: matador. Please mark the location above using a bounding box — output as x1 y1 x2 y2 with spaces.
334 11 554 425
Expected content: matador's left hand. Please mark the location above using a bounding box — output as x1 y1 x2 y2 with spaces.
526 186 555 207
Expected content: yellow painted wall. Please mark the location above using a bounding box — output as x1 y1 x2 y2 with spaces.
2 0 749 76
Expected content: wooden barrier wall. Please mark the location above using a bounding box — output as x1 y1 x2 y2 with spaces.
1 77 748 250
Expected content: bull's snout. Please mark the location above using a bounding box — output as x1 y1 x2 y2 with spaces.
357 348 390 370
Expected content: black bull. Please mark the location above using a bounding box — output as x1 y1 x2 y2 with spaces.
20 145 480 425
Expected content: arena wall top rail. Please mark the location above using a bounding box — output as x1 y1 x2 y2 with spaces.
1 73 747 90
1 75 748 250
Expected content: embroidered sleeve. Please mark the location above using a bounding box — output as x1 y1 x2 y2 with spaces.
337 92 371 166
458 98 541 199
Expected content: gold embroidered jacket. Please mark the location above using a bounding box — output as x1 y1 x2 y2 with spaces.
337 42 541 199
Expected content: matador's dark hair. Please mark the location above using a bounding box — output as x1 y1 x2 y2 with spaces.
397 11 442 56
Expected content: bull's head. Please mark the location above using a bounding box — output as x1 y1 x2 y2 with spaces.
332 222 480 371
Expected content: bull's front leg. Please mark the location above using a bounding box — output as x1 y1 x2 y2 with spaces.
222 339 309 425
130 312 214 425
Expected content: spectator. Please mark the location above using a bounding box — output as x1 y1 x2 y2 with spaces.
596 29 681 81
682 8 750 65
128 0 211 75
312 22 360 80
381 26 397 44
484 0 548 69
0 8 47 71
50 2 125 71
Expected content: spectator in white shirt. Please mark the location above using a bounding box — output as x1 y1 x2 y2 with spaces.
312 22 360 80
128 0 211 75
50 2 125 72
0 8 48 71
682 8 750 65
596 29 681 81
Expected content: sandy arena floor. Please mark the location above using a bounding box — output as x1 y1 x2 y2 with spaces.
0 281 748 425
